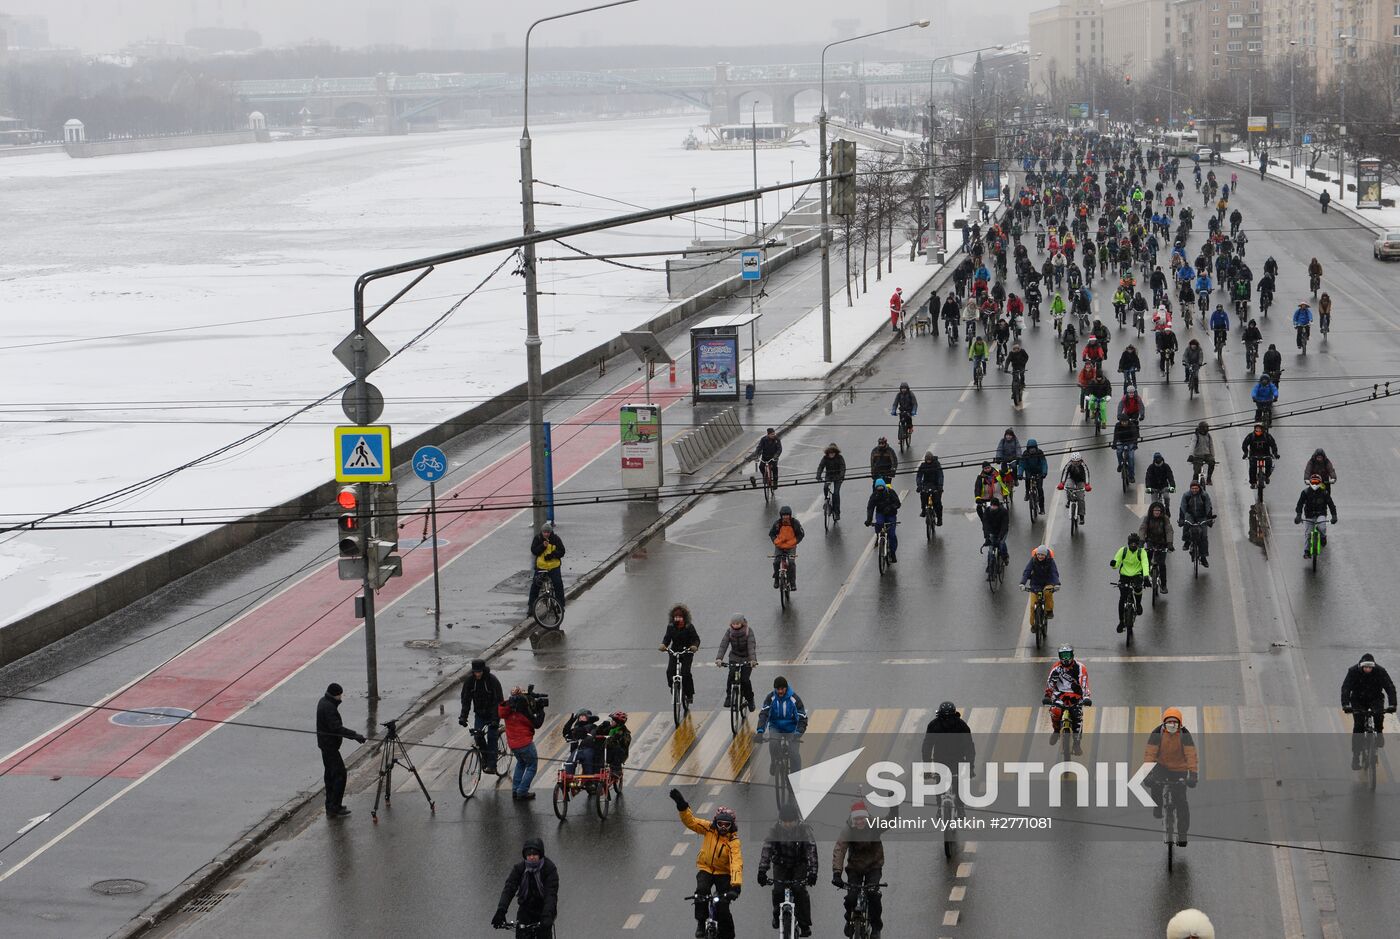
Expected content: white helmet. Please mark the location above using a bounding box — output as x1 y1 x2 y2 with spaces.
1166 908 1215 939
1070 451 1083 462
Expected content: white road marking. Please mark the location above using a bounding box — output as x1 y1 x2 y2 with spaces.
655 865 674 880
949 886 966 902
16 814 51 836
640 889 660 904
943 910 960 927
623 914 645 929
671 842 689 856
938 409 960 435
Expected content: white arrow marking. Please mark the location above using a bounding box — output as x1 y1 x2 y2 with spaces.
17 814 50 836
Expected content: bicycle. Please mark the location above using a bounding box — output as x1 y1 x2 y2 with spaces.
822 481 835 532
773 550 796 610
896 411 913 452
1212 329 1227 365
767 733 796 814
1047 692 1084 761
1245 340 1259 373
945 317 959 347
771 878 803 939
552 741 619 820
1025 475 1045 523
1023 584 1056 649
758 458 779 503
1255 400 1274 431
1320 310 1331 336
1063 484 1087 536
684 885 730 939
1147 544 1169 605
1011 368 1026 407
665 646 695 726
1185 361 1200 397
873 520 892 575
972 357 986 390
1181 518 1212 578
530 570 565 630
923 491 938 542
982 541 1006 593
1252 457 1270 503
1310 272 1321 295
934 772 964 859
723 661 754 736
459 722 514 799
836 881 887 939
1259 289 1273 317
1148 487 1173 515
1296 322 1310 354
1352 707 1391 792
1300 516 1332 571
1063 339 1078 371
1116 445 1134 493
1161 777 1188 870
1113 579 1142 645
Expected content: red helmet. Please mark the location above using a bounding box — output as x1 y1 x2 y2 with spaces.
609 711 628 724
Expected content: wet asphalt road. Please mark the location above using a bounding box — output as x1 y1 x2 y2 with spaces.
130 169 1400 939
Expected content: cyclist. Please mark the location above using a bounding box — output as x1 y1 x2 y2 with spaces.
1242 318 1263 364
755 427 783 487
1143 708 1198 848
492 838 559 935
994 427 1022 471
922 701 976 798
527 521 567 618
1340 655 1397 769
832 801 885 938
756 802 818 937
915 451 944 525
1139 501 1175 593
1261 342 1283 382
1007 341 1030 389
1263 254 1279 280
869 437 898 487
1303 448 1337 489
1318 291 1333 333
1110 532 1151 632
460 659 505 774
1293 300 1313 347
1058 452 1092 525
890 382 918 431
1118 343 1142 388
991 316 1013 369
1294 475 1339 558
1194 269 1212 308
941 291 961 338
715 615 757 713
1049 290 1067 329
661 604 701 708
1019 438 1049 512
816 443 846 522
977 496 1010 567
1118 385 1147 424
1258 269 1275 312
1112 416 1141 483
1082 335 1106 369
1144 450 1177 497
968 333 990 381
669 789 743 939
1250 373 1279 424
1062 320 1079 365
561 708 601 778
961 293 980 342
756 675 808 773
1043 645 1091 753
1178 480 1215 567
1182 337 1205 386
769 506 805 591
1209 304 1230 355
865 478 902 564
595 711 632 781
1020 544 1062 620
1307 256 1323 291
1242 423 1280 488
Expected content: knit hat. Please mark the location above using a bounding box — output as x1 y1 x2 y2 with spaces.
326 682 343 696
848 800 870 822
1359 653 1377 667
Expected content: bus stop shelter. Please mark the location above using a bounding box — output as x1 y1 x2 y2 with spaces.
688 310 762 404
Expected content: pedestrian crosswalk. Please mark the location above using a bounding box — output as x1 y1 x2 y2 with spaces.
402 704 1391 794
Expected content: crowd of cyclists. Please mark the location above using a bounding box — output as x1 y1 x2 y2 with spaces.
487 125 1383 938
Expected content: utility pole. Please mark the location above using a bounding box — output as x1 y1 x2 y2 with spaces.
1289 41 1297 180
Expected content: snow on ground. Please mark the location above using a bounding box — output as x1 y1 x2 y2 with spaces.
0 115 820 625
1222 147 1399 234
753 186 993 380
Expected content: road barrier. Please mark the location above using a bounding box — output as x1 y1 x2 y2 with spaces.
671 407 743 474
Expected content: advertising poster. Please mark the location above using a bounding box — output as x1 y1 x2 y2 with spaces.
1357 158 1382 209
981 161 1001 202
620 404 663 487
933 205 947 252
694 336 739 399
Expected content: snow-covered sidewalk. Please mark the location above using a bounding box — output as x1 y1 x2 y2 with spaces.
1221 147 1399 235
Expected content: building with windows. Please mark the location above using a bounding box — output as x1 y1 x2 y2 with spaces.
1029 0 1105 90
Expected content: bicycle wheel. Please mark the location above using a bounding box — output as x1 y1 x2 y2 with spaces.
780 906 795 939
943 810 957 859
596 778 613 819
877 534 889 575
552 781 570 820
823 498 831 533
458 747 482 799
533 591 564 630
730 695 743 737
1032 606 1045 649
1369 737 1379 791
673 680 684 728
497 748 514 785
1121 463 1130 494
1311 531 1318 572
779 578 790 610
926 511 935 543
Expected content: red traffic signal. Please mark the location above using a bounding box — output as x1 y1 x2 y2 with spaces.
337 487 358 511
337 485 362 558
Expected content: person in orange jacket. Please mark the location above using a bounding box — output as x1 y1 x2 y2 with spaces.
1144 706 1199 846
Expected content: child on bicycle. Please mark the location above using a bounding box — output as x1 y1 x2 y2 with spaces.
670 788 743 938
593 711 632 783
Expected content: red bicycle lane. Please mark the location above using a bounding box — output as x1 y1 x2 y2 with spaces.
0 373 689 781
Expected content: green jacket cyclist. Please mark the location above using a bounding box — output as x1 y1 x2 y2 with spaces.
968 336 990 380
1110 532 1151 633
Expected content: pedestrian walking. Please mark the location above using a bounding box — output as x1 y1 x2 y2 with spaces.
1319 189 1331 214
316 682 366 818
493 838 559 936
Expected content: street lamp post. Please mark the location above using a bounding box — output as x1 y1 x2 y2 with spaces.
520 0 638 531
1289 40 1298 180
819 19 929 361
925 44 1002 265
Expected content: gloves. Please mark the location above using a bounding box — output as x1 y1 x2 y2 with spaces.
832 876 846 889
1056 482 1065 490
1109 559 1118 569
659 644 668 652
806 872 819 887
726 886 741 901
1168 545 1175 552
355 733 367 744
1042 695 1052 706
1294 516 1302 525
1332 516 1339 525
669 788 690 812
491 910 507 929
458 716 469 728
1082 698 1093 707
864 520 873 527
1186 771 1199 789
1343 706 1354 714
1085 484 1093 492
757 870 770 887
1388 706 1398 714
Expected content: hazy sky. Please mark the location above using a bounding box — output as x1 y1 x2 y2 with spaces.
3 0 1035 54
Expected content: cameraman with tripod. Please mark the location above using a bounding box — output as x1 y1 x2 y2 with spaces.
316 682 365 819
499 685 548 801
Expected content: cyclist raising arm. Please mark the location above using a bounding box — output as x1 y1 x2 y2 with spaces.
669 789 743 939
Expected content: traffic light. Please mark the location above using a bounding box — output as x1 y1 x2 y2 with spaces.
367 482 403 589
337 484 366 581
831 139 857 216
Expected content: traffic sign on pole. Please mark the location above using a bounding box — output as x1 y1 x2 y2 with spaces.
332 328 391 377
341 381 385 424
740 250 762 281
335 426 392 482
412 445 448 482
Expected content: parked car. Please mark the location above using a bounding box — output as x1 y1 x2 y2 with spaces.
1375 230 1400 260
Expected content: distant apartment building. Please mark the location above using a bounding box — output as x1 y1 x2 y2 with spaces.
1029 0 1104 89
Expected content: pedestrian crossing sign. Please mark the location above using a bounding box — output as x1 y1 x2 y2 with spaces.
334 425 392 482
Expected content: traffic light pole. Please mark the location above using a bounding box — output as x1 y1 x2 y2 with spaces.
352 315 380 702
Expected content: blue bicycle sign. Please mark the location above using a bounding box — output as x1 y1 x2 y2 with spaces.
412 445 448 482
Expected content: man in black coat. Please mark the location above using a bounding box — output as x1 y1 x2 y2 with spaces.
317 682 366 818
460 659 505 772
1341 654 1398 768
922 701 976 796
494 838 559 935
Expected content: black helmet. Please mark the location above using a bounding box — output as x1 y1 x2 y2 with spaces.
779 505 792 516
1128 532 1142 548
937 701 958 718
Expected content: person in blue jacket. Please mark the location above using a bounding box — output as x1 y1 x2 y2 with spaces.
757 676 809 773
1251 373 1279 423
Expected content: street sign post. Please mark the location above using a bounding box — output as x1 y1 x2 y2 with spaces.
335 425 392 483
412 445 448 629
740 249 762 280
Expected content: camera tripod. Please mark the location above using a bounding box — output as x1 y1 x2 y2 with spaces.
371 719 436 822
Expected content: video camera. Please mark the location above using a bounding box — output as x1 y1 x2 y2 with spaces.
514 684 548 714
